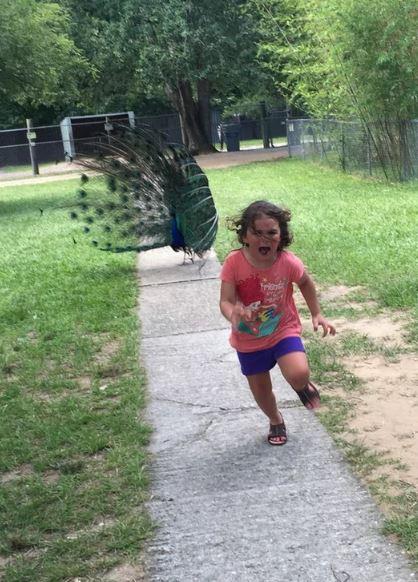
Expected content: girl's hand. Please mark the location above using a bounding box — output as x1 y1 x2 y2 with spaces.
231 304 255 329
230 304 245 329
312 314 336 337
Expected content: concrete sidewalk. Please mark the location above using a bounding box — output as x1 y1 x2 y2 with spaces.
138 248 414 582
0 147 288 187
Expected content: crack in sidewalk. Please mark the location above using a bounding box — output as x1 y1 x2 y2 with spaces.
153 395 303 411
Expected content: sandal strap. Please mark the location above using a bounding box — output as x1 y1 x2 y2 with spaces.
298 381 320 405
269 422 287 438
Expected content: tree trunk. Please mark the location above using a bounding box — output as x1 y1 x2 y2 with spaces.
197 78 212 147
165 80 216 155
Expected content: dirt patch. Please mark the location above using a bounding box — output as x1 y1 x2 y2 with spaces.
103 563 146 581
196 147 288 169
0 148 288 188
1 463 34 484
0 555 11 569
94 340 121 366
342 353 418 486
42 470 61 485
77 375 92 390
319 284 364 302
334 314 410 349
320 285 418 490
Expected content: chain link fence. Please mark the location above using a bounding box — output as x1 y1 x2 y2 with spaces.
287 118 418 181
213 109 288 151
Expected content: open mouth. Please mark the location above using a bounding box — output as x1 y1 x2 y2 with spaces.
259 246 270 255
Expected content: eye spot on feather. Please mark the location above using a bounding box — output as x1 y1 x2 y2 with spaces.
106 176 117 191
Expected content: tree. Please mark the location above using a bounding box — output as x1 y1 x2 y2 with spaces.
0 0 89 113
128 0 258 152
56 0 156 116
252 0 417 117
62 0 262 154
251 0 418 178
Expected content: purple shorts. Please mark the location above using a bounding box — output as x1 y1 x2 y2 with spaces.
237 336 305 376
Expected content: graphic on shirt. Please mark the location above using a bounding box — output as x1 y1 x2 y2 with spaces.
236 273 287 337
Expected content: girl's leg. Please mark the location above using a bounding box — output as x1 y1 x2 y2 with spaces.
246 371 286 444
246 372 281 423
276 351 320 409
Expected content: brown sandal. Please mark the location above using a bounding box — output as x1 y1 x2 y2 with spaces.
296 381 321 410
268 422 287 446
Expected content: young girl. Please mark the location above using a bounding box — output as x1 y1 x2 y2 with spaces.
219 200 336 446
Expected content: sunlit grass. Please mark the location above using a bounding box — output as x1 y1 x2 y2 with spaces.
0 179 152 579
209 158 418 312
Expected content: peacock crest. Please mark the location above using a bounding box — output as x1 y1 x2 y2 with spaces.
69 124 218 256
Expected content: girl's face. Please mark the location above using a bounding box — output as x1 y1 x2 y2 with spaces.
242 214 281 266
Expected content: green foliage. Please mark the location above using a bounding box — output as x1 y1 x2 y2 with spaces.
57 0 265 151
0 0 90 109
328 0 418 120
118 0 255 95
250 0 418 120
57 0 163 114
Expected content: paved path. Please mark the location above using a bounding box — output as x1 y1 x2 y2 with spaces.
0 147 288 187
138 248 415 582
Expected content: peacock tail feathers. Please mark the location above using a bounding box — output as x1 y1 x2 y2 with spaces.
69 125 218 255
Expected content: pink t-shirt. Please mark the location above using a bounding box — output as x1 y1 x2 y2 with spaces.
220 249 305 352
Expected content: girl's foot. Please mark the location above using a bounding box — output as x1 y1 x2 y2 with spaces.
295 381 320 410
268 416 287 446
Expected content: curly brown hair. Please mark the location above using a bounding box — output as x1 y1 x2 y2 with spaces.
226 200 293 251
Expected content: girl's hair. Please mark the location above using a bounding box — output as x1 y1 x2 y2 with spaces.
226 200 293 250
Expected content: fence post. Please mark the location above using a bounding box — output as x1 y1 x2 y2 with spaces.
340 123 346 172
366 132 372 176
259 101 270 149
286 120 292 158
26 119 39 175
104 116 114 145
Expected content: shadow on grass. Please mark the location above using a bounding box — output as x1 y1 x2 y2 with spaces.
0 193 73 218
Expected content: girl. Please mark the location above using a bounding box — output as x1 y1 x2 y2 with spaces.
219 200 336 446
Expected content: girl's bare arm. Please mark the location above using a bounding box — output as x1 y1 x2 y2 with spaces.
220 281 250 328
298 272 336 336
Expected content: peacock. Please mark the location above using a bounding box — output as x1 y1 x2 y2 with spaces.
68 124 218 256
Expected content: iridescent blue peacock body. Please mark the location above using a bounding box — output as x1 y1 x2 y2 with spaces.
69 125 218 256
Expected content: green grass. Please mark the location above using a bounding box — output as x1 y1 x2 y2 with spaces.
0 162 60 175
0 180 152 580
209 157 418 313
1 158 417 577
0 164 28 174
